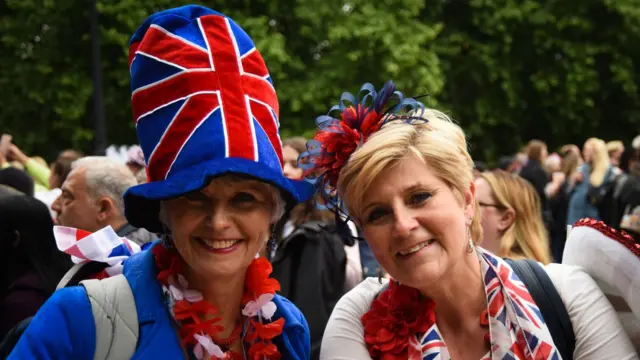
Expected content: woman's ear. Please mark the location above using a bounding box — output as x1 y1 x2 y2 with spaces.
464 181 477 220
497 208 516 231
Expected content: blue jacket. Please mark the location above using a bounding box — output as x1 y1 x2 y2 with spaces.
567 164 616 225
9 243 310 359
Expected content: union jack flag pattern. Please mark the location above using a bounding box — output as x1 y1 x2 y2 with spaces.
54 226 141 277
419 248 560 360
123 6 310 232
129 11 282 182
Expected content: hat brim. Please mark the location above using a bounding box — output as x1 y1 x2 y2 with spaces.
124 157 313 233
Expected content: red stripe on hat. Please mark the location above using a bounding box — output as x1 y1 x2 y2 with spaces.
147 93 221 181
137 26 210 69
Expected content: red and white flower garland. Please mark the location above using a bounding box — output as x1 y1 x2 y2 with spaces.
153 245 285 359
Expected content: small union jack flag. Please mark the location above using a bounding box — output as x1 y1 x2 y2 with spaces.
54 226 141 277
417 249 560 360
128 11 283 182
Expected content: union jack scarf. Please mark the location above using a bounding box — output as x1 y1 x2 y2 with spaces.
420 248 561 360
54 225 141 277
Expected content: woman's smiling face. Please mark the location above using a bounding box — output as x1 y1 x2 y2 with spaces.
356 154 475 289
163 175 277 279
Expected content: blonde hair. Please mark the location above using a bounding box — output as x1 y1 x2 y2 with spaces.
586 138 610 187
337 110 483 243
478 170 551 263
606 140 624 154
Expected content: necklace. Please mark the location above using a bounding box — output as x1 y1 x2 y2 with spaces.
153 244 285 359
211 323 243 346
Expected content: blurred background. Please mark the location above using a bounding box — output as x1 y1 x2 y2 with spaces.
0 0 639 164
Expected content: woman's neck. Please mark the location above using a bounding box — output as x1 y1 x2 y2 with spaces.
417 252 486 328
184 265 246 336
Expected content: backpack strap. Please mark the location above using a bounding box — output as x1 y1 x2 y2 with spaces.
81 275 139 360
56 262 88 290
504 258 575 360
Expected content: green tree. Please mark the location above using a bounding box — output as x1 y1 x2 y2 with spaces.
426 0 640 161
1 0 640 163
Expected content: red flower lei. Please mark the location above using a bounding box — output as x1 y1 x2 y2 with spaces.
153 245 285 359
361 280 436 359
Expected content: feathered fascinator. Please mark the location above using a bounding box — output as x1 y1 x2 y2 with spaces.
300 81 424 240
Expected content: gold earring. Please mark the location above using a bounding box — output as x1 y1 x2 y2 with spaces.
466 226 474 253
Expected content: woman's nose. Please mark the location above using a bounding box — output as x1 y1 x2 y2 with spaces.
391 207 419 238
207 204 231 231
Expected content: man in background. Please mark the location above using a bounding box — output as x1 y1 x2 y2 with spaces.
52 156 155 245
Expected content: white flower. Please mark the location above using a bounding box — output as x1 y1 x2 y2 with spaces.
193 333 225 359
242 293 276 319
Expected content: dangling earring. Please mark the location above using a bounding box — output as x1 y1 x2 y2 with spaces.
377 268 383 284
161 224 174 249
266 225 277 255
466 226 474 253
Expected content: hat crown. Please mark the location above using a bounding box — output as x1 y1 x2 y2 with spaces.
129 6 283 182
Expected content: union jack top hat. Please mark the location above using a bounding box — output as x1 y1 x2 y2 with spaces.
123 5 311 232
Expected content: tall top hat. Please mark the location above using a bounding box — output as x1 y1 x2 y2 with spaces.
123 5 310 232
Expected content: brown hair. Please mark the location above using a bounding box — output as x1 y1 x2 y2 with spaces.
478 170 550 263
561 151 581 178
526 140 547 163
283 137 307 155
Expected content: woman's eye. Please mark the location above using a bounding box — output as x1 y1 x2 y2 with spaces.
183 192 208 204
366 208 389 223
232 192 257 204
409 192 431 205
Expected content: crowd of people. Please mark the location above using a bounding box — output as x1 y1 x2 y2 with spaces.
0 4 639 360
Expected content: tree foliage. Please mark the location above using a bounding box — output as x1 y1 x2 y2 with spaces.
1 0 639 161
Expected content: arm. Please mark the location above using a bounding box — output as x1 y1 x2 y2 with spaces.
320 279 386 360
8 287 96 360
545 264 637 360
24 159 51 189
7 144 51 188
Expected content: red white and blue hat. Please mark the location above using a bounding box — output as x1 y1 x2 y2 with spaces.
123 5 311 232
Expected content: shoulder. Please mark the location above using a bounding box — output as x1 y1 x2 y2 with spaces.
542 264 637 359
273 294 310 360
543 263 598 305
9 286 96 359
319 278 386 360
335 278 387 316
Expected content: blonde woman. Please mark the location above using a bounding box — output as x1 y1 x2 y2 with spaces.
474 170 551 263
567 138 620 224
304 81 636 360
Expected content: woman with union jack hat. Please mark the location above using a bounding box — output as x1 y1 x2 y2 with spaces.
9 5 312 360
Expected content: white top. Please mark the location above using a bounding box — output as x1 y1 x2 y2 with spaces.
320 264 638 360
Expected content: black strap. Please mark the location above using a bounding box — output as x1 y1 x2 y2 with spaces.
115 223 137 237
505 259 575 360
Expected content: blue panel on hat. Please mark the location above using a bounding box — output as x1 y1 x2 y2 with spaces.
130 54 182 92
150 14 209 50
164 108 225 179
253 117 283 174
136 99 187 164
227 19 255 57
129 5 222 45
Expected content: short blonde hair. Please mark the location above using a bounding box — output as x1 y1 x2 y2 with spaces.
606 140 624 154
479 170 551 263
338 110 483 243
